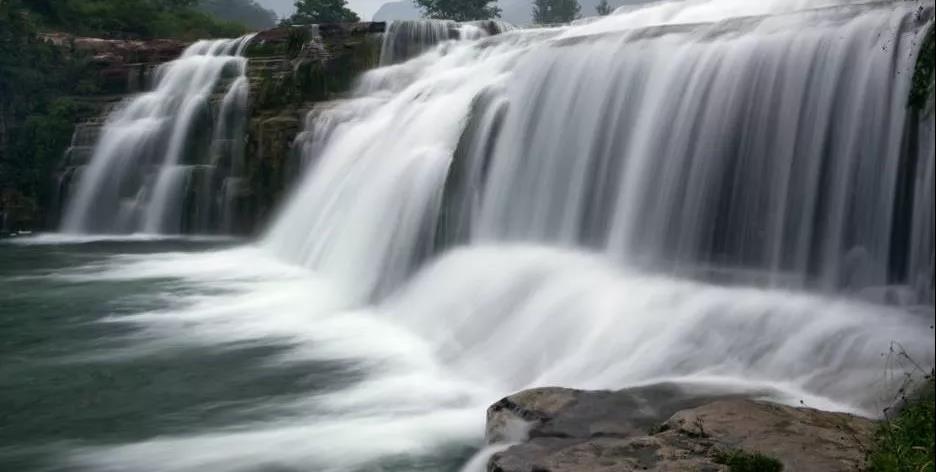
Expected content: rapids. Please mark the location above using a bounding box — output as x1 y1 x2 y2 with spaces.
6 1 935 471
60 36 255 235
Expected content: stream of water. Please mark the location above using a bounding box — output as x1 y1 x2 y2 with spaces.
3 1 935 471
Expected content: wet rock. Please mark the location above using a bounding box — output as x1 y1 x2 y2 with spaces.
486 387 875 472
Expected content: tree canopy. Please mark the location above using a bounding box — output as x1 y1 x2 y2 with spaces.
15 0 248 39
595 0 611 16
413 0 501 22
285 0 360 24
532 0 579 24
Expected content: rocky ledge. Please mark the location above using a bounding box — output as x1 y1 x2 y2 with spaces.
485 386 875 472
39 33 188 94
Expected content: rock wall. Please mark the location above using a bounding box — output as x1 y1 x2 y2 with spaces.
34 23 384 236
1 34 189 235
235 22 384 235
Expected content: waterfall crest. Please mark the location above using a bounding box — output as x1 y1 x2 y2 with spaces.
379 19 514 65
267 1 935 305
60 35 255 235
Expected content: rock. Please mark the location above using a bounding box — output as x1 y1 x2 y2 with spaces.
486 384 735 445
662 400 875 472
40 33 188 94
486 387 875 472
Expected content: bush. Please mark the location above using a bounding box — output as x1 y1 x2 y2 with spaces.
868 376 936 472
713 449 784 472
21 0 248 39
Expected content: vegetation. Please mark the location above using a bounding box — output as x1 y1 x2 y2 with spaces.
532 0 580 24
16 0 248 40
909 24 934 112
1 0 277 230
868 375 935 472
595 0 611 16
284 0 360 24
1 1 95 229
413 0 501 22
713 449 784 472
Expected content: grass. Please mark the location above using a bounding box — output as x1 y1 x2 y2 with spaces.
713 449 783 472
867 375 935 472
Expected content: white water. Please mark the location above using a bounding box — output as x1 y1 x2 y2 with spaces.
54 1 936 471
60 36 255 235
379 19 514 65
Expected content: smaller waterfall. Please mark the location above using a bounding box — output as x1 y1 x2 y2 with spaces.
60 35 255 235
379 19 513 65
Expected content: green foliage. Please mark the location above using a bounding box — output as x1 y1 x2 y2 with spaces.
413 0 501 22
286 26 311 58
713 449 784 472
9 99 85 199
20 0 247 39
595 0 611 16
868 377 935 472
198 0 278 30
532 0 579 24
285 0 360 24
909 25 934 112
1 0 95 228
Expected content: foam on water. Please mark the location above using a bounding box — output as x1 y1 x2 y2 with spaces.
60 243 933 471
40 0 936 470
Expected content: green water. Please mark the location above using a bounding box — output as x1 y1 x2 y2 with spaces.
0 240 378 471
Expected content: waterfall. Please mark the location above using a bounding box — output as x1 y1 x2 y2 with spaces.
379 19 514 65
267 1 935 304
59 2 936 470
60 35 255 235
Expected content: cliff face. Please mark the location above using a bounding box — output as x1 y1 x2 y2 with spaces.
8 23 384 236
235 22 384 235
0 34 189 234
39 35 190 231
39 33 189 95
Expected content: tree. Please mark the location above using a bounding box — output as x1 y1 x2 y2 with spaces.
287 0 360 24
413 0 501 22
16 0 246 39
532 0 579 24
595 0 611 16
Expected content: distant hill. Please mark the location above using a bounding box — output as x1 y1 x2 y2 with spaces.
252 0 297 18
372 1 421 21
374 0 658 24
198 0 278 30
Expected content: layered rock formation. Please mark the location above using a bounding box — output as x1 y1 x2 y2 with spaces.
1 35 191 234
485 386 875 472
39 33 188 95
42 23 384 235
236 22 384 234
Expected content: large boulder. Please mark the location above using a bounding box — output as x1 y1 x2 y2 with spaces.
486 386 875 472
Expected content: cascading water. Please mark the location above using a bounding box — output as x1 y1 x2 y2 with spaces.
59 36 254 235
270 1 935 304
229 3 936 466
38 2 936 471
379 19 514 65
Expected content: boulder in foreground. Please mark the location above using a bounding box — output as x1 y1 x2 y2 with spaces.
486 386 874 472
